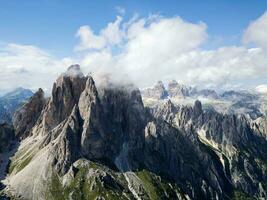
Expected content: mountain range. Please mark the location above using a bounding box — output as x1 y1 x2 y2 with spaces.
142 80 267 120
0 88 33 124
0 65 266 200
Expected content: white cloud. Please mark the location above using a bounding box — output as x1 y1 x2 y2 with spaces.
75 16 124 51
243 12 267 49
80 49 114 75
2 11 267 93
101 16 124 45
116 16 207 86
256 84 267 94
75 26 106 51
78 14 267 89
0 43 71 91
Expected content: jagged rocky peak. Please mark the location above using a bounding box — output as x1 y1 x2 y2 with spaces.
142 80 168 99
153 80 168 99
193 99 202 118
78 76 99 120
64 64 84 77
46 71 145 170
53 64 86 103
13 88 46 139
54 65 85 94
151 99 179 122
168 80 190 98
252 116 267 140
79 74 146 163
43 65 87 131
3 65 267 200
195 89 218 99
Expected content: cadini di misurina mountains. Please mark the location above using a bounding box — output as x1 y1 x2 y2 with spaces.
0 65 267 200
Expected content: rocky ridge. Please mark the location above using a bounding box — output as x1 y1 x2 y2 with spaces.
142 80 267 120
0 65 266 200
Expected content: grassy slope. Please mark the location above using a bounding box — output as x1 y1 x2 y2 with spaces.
44 159 186 200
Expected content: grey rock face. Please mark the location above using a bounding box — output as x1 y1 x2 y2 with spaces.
42 65 87 132
252 116 267 140
51 105 83 175
143 80 266 120
142 81 168 99
78 78 146 168
78 76 106 160
5 66 267 200
168 80 190 98
34 71 146 172
145 104 232 199
151 99 267 199
13 88 46 139
0 123 15 153
151 99 178 122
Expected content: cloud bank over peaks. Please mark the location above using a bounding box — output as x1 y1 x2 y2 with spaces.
1 11 267 93
75 12 267 90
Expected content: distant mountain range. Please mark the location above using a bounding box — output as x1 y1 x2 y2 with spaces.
142 80 267 119
0 65 266 199
0 88 33 123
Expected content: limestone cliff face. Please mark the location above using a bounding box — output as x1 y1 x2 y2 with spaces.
168 80 190 98
3 65 267 200
252 116 267 140
151 99 267 199
51 105 83 175
13 88 46 139
78 76 106 160
144 102 232 199
42 65 87 133
142 81 168 99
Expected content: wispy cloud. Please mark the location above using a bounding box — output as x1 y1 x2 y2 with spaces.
115 6 126 16
0 43 73 91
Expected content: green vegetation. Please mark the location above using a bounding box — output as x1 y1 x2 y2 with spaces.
43 160 186 200
136 169 185 200
46 160 130 200
233 190 256 200
6 152 187 200
8 147 37 174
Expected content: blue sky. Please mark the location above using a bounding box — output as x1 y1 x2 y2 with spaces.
1 0 267 56
0 0 267 91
